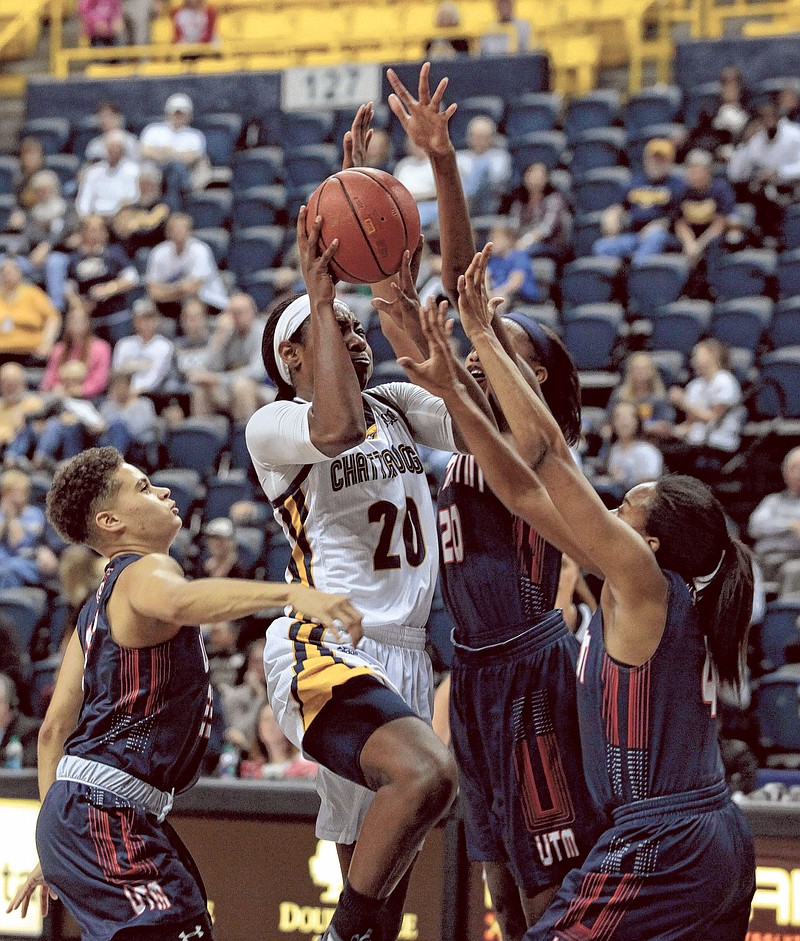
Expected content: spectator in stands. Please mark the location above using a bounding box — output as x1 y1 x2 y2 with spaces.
0 617 30 716
748 446 800 588
122 0 150 45
188 292 269 424
169 297 210 388
239 701 317 780
393 140 442 228
661 337 743 479
499 161 567 259
111 162 170 258
57 545 106 646
728 100 800 241
85 101 140 164
479 0 530 55
40 300 112 399
111 298 174 395
0 363 43 462
425 2 470 59
139 94 210 210
364 129 394 173
0 469 57 590
78 0 125 47
202 618 245 689
593 138 683 263
99 371 158 456
593 401 664 506
221 637 267 752
671 149 735 297
457 116 512 215
172 0 218 44
0 258 61 365
779 79 800 124
485 223 539 305
684 65 751 161
76 130 140 220
603 351 675 439
197 517 255 579
66 215 137 328
13 137 45 211
0 673 39 768
145 212 228 318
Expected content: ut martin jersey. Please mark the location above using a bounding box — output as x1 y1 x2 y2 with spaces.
437 453 563 646
246 383 456 632
65 554 214 794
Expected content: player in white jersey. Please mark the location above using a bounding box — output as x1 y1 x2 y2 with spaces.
245 189 493 940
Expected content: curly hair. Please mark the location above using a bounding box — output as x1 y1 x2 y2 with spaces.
46 447 124 545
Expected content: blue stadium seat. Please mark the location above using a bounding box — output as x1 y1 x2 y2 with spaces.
204 471 254 522
759 598 800 671
233 185 287 228
564 90 621 145
165 417 229 477
757 674 800 755
193 227 230 267
756 347 800 419
505 93 562 140
575 167 630 214
278 111 335 149
571 211 605 257
783 204 800 252
710 249 776 303
194 112 243 167
770 297 800 348
44 153 80 190
532 257 557 302
447 95 506 149
683 81 720 128
710 296 772 351
150 468 203 520
21 118 70 156
627 254 689 315
624 85 682 133
562 303 623 371
286 183 319 220
570 127 626 176
238 269 285 310
649 300 712 354
69 115 100 159
0 195 15 231
264 538 292 581
0 586 46 653
649 349 686 387
778 249 800 299
0 156 17 195
31 656 59 717
229 226 284 278
236 526 266 570
187 190 232 230
509 131 566 174
285 144 339 189
561 257 621 309
228 422 250 473
232 148 283 194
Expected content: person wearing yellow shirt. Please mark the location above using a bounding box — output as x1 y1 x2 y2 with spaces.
0 257 61 363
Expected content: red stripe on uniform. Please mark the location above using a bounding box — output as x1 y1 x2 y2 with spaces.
119 808 159 879
627 663 651 750
88 805 121 882
592 874 643 941
118 648 140 714
557 871 608 931
601 657 620 746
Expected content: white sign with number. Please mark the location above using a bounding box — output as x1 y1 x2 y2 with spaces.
0 799 43 937
281 64 382 113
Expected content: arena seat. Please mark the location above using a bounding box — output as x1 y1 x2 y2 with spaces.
229 226 284 279
513 301 559 331
203 471 254 522
710 296 773 352
564 89 621 146
284 144 339 189
649 349 686 387
0 587 46 653
624 85 682 133
627 254 690 315
758 598 800 671
562 303 623 371
504 93 562 140
238 270 285 310
682 81 720 128
150 468 203 520
447 95 507 149
710 249 777 303
649 300 712 355
165 417 230 477
169 528 194 569
561 256 621 309
778 249 800 299
232 148 284 194
278 111 335 149
0 195 15 231
233 185 287 229
0 156 17 196
756 347 800 419
194 112 243 167
509 130 567 175
783 204 800 252
187 190 233 230
20 117 71 156
756 674 800 760
193 227 230 267
44 153 80 190
574 167 630 214
570 127 626 176
532 257 557 301
571 210 605 258
769 296 800 348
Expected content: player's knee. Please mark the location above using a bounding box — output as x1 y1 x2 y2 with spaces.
401 743 458 821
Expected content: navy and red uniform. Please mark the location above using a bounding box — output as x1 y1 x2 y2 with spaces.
438 454 600 894
37 554 215 941
527 570 755 940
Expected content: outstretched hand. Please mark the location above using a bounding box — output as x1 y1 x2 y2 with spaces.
397 297 463 400
297 206 338 304
387 62 457 157
371 246 427 353
342 102 374 170
457 243 503 340
6 863 57 919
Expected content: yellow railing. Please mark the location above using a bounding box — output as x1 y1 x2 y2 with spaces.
0 0 48 59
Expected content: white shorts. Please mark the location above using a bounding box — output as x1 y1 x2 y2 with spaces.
264 618 434 844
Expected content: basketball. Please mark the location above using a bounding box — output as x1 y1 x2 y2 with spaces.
305 168 421 284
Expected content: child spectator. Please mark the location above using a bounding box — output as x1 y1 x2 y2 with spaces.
593 401 664 505
499 162 567 259
239 702 317 780
485 223 539 304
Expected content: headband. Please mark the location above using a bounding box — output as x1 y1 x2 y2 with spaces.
692 550 726 597
503 313 554 366
273 295 312 384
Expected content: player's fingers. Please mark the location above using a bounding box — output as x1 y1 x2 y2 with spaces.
364 128 373 151
319 236 339 265
430 76 449 110
387 69 415 106
387 94 409 125
418 61 432 104
488 296 504 314
296 205 308 240
444 102 458 120
40 886 49 919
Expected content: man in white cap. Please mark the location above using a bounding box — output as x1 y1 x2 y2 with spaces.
139 94 209 210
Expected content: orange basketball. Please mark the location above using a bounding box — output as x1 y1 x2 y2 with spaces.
305 168 422 285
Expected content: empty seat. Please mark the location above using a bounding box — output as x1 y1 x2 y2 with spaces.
710 249 776 303
239 269 288 310
232 148 283 194
0 194 15 231
783 204 800 252
187 190 232 230
757 673 800 756
509 131 566 174
683 81 720 128
575 167 630 214
447 95 506 149
229 226 284 278
649 300 712 354
194 112 243 167
564 90 621 145
233 185 287 228
561 256 621 309
284 144 339 189
44 153 80 189
193 227 230 267
0 586 47 652
571 211 605 258
70 115 101 159
150 468 203 520
570 127 626 176
628 254 689 314
778 249 800 299
711 296 772 351
562 303 623 371
759 598 800 671
278 111 335 149
756 347 800 418
532 257 557 301
205 471 254 522
505 93 562 140
0 156 17 196
624 85 682 133
770 296 800 348
165 417 230 477
21 118 70 156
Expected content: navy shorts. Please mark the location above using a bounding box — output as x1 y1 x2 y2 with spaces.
37 781 212 941
450 612 603 894
526 781 756 941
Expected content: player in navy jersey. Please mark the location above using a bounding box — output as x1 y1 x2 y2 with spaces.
400 257 756 941
7 446 361 941
383 64 600 940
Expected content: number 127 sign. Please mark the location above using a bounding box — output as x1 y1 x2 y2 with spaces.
281 64 382 113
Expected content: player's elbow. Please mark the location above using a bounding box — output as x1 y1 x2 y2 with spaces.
310 425 366 457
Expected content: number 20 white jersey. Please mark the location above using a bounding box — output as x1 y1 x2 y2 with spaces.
246 383 456 633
